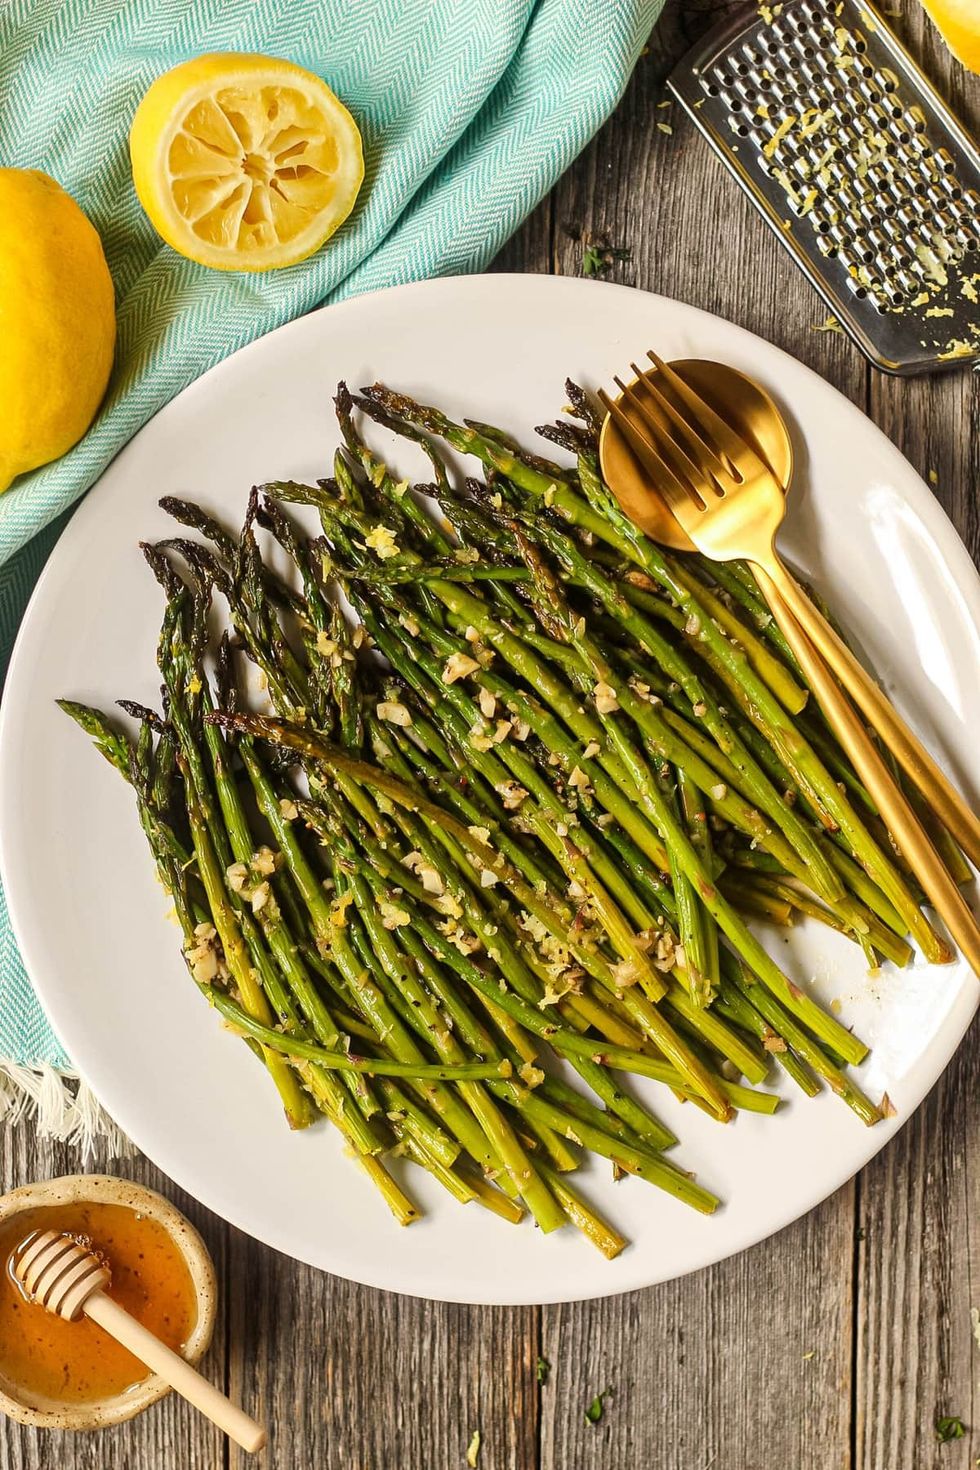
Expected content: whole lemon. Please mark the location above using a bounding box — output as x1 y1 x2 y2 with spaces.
0 170 116 493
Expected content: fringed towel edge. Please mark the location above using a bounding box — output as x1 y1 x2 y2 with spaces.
0 1058 134 1160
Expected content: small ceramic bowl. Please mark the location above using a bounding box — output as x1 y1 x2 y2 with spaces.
0 1174 216 1431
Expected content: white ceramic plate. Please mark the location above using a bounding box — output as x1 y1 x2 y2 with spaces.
1 276 977 1305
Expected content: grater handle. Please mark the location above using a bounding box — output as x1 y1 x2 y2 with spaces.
771 566 980 870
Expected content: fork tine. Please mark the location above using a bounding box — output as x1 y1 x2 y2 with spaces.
597 388 699 515
646 348 766 473
629 361 729 482
614 375 714 505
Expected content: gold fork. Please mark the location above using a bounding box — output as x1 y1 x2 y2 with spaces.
598 352 980 974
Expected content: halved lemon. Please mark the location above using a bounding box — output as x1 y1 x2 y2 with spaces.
129 53 364 272
919 0 979 72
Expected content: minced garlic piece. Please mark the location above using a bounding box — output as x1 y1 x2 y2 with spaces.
376 701 412 727
518 1061 545 1089
478 687 497 719
184 922 222 985
379 902 410 929
403 851 444 896
468 718 492 752
364 525 399 559
496 781 529 810
593 681 619 714
279 798 299 821
443 651 480 684
226 862 248 893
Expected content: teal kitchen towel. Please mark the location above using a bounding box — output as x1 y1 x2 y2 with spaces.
0 0 661 1103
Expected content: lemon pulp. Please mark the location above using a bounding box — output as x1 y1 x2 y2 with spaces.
130 55 364 271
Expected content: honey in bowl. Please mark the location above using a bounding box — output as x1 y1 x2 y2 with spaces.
0 1200 198 1405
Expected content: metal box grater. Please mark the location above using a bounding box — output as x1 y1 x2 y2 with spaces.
668 0 980 374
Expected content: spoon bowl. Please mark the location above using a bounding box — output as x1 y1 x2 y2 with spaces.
598 357 791 551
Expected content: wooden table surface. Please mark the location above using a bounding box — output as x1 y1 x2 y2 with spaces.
2 3 978 1466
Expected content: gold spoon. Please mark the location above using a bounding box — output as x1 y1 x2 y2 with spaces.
598 353 980 974
599 357 791 551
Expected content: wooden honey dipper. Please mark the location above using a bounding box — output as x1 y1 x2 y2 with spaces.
12 1229 266 1453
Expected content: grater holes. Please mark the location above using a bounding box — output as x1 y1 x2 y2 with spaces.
697 1 980 333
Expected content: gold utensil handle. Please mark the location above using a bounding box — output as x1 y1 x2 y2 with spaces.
84 1291 267 1454
769 563 980 871
754 564 980 977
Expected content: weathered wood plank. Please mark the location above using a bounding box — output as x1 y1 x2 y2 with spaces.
540 1194 855 1470
225 1231 539 1470
0 1130 228 1470
538 7 863 1467
861 7 980 1466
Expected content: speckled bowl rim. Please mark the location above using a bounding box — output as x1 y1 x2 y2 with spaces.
0 1174 216 1431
